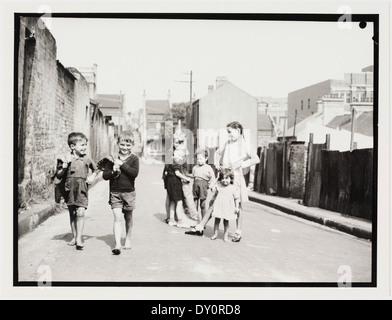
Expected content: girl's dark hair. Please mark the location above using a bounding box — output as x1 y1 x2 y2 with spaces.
218 168 234 184
68 132 88 147
227 121 243 135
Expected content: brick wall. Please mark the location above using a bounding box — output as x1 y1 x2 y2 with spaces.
289 142 307 199
17 17 114 208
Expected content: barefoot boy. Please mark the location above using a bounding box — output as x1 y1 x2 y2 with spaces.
58 132 100 250
102 131 139 255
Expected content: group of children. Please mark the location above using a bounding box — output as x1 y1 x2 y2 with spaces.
163 141 241 242
54 122 252 255
54 131 139 255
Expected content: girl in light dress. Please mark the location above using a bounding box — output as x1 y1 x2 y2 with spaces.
185 121 260 242
210 169 240 242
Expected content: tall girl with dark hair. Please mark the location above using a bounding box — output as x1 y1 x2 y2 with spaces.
185 121 260 242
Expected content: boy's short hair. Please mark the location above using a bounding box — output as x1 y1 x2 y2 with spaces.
68 132 88 147
118 131 134 144
196 148 209 159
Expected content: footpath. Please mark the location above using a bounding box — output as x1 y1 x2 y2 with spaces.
18 168 372 241
248 191 372 241
17 177 103 239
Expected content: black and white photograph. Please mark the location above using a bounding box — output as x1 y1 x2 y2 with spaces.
1 0 391 301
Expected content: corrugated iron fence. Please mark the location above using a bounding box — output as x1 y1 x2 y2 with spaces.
253 135 374 220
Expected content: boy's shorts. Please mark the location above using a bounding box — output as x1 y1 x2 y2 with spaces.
109 191 136 211
193 179 209 200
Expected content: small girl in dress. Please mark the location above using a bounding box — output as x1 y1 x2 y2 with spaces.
210 168 240 242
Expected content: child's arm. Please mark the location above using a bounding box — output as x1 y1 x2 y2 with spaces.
234 198 240 214
241 143 260 169
117 156 139 179
234 187 240 214
209 184 219 207
175 170 191 183
162 165 168 180
207 166 216 189
86 159 101 185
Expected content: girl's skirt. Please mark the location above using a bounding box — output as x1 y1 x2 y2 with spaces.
166 176 184 201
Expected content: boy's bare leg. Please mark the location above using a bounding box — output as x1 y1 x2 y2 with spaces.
67 206 77 246
200 199 206 218
76 207 85 249
113 208 123 251
123 210 133 250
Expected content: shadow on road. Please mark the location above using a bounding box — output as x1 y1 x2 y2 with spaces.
153 212 168 224
95 234 115 249
51 232 95 243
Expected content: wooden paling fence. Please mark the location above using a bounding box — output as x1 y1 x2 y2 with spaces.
254 134 374 220
254 139 292 197
318 148 373 220
303 133 329 207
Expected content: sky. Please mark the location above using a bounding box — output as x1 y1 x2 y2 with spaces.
46 17 374 113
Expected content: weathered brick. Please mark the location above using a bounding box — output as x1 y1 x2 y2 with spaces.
17 16 114 208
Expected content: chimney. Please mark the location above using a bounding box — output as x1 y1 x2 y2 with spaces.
216 76 228 89
208 85 214 94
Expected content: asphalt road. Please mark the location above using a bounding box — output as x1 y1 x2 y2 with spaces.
18 159 372 284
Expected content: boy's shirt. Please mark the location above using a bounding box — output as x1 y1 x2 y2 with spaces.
192 164 215 184
103 154 139 193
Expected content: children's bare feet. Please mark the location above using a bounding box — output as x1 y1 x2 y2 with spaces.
168 219 177 226
210 234 218 240
67 239 76 246
123 241 131 250
223 237 230 242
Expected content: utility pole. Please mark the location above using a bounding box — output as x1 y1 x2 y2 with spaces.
293 109 298 137
350 107 357 151
189 70 193 125
175 70 194 128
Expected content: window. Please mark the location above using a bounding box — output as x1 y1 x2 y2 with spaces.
301 100 303 111
308 98 310 109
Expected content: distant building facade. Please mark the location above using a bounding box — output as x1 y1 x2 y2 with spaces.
257 96 288 146
142 95 171 158
96 93 126 137
187 78 258 152
287 66 373 129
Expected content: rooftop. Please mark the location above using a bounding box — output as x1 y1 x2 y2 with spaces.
145 100 171 115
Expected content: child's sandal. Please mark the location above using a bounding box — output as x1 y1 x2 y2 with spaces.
232 233 242 243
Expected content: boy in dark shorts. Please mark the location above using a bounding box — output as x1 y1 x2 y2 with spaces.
102 131 139 255
58 132 100 250
192 148 215 219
